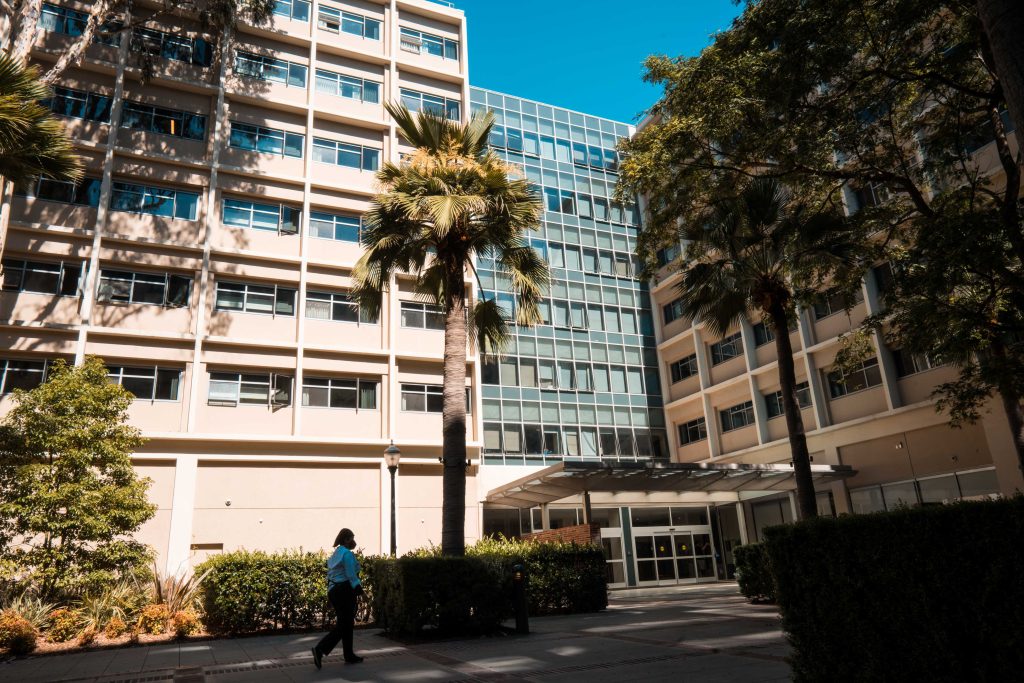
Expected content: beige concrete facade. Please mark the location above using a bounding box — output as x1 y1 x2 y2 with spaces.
1 0 482 574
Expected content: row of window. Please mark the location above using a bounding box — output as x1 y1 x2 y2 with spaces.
542 188 637 223
399 27 459 61
316 5 380 39
483 357 657 395
489 124 620 172
664 289 865 330
314 69 380 104
399 89 461 121
547 243 637 278
482 423 666 459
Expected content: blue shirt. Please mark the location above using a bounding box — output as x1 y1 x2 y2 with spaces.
326 545 361 588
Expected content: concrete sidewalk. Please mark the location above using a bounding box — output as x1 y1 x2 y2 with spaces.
0 583 790 683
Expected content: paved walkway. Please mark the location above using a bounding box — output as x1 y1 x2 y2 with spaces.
1 583 790 682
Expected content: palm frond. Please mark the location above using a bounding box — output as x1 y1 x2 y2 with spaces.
468 297 510 354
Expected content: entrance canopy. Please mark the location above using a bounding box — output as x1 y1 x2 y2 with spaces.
484 460 856 508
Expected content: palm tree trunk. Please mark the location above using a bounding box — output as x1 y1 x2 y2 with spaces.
440 265 468 556
990 339 1024 479
768 301 818 520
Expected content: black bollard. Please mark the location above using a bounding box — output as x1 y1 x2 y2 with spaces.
512 562 529 634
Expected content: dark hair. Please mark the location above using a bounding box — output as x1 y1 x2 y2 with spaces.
334 528 354 548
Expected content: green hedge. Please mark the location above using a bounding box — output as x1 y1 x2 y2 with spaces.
196 551 329 634
733 544 775 603
487 540 607 615
764 497 1024 682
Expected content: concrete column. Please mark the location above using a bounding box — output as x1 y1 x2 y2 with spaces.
703 393 721 458
735 501 749 545
980 399 1024 496
540 503 550 531
692 327 711 390
787 491 799 521
164 454 199 576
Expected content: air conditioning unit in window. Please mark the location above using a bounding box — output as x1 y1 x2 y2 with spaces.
400 36 422 53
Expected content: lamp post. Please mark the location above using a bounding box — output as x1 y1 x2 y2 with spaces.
384 441 401 557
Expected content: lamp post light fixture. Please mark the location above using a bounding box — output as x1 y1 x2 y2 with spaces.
384 441 401 556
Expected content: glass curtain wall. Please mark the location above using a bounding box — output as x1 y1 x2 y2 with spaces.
472 88 668 466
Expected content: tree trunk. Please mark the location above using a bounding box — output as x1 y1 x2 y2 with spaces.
769 301 818 520
978 0 1024 136
9 0 43 63
440 265 468 556
990 339 1024 478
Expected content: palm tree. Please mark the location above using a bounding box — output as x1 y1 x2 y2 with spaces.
352 102 547 556
0 54 82 189
676 177 860 519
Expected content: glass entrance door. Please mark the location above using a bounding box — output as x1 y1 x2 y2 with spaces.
634 529 717 585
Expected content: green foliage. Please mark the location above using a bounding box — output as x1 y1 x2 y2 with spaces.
46 607 82 642
733 544 775 603
0 356 156 600
1 593 55 631
137 603 169 635
764 498 1024 681
0 611 37 655
372 556 509 636
196 550 330 634
78 579 150 632
0 54 82 190
151 562 209 615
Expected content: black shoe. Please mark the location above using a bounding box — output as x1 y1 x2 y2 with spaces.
311 647 323 669
344 655 364 664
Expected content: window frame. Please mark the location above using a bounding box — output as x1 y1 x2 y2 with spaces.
399 383 470 413
97 269 192 307
399 88 460 121
273 0 310 22
316 5 381 39
311 136 381 171
120 100 207 140
308 210 361 243
662 298 685 324
305 289 376 324
710 332 744 365
228 121 304 158
222 197 300 235
400 301 445 330
2 259 82 297
764 382 812 419
301 376 379 410
399 27 459 60
827 358 882 398
0 358 49 394
213 280 297 317
109 181 200 221
44 86 112 123
677 417 708 445
207 371 293 407
107 365 182 401
314 68 381 104
669 354 698 383
720 400 755 432
234 51 307 88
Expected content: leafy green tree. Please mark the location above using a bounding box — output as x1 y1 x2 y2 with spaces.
673 178 861 519
977 0 1024 135
0 54 81 191
0 357 155 599
352 103 547 556
619 0 1024 477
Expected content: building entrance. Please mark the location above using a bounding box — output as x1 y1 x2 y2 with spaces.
633 528 716 585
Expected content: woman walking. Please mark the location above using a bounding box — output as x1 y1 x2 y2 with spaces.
312 528 364 668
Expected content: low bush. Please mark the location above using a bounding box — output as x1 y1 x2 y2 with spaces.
138 604 170 635
103 615 127 639
734 544 775 603
0 611 37 655
77 625 97 646
1 594 55 632
171 610 201 638
47 608 82 642
765 497 1024 681
196 550 329 635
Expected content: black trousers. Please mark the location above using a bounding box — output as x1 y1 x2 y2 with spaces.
317 581 356 657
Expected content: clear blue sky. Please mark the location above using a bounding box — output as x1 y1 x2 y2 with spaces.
457 0 743 124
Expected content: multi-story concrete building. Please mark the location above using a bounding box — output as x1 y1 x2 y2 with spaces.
3 0 1020 589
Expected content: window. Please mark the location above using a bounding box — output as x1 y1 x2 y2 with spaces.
752 321 775 346
0 359 48 394
401 384 444 413
39 3 87 36
678 417 707 445
208 372 292 406
813 287 864 319
720 401 755 432
710 332 744 365
222 198 300 234
121 101 206 140
764 382 812 418
308 211 360 243
110 182 199 220
229 122 304 158
234 51 307 88
273 0 310 22
306 290 375 323
302 377 378 409
399 27 459 61
44 86 111 122
400 88 460 121
893 349 936 377
107 365 181 400
315 69 380 104
400 301 445 330
662 298 685 324
669 354 698 383
97 270 191 307
312 137 380 171
18 176 102 207
2 259 82 297
214 281 296 316
317 5 381 39
827 358 882 398
133 28 212 67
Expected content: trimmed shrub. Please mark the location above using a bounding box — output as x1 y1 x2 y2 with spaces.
734 544 775 603
764 497 1024 682
47 608 82 642
196 550 329 635
138 603 170 635
77 625 97 646
0 612 37 655
171 610 201 638
373 556 509 636
104 615 127 638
